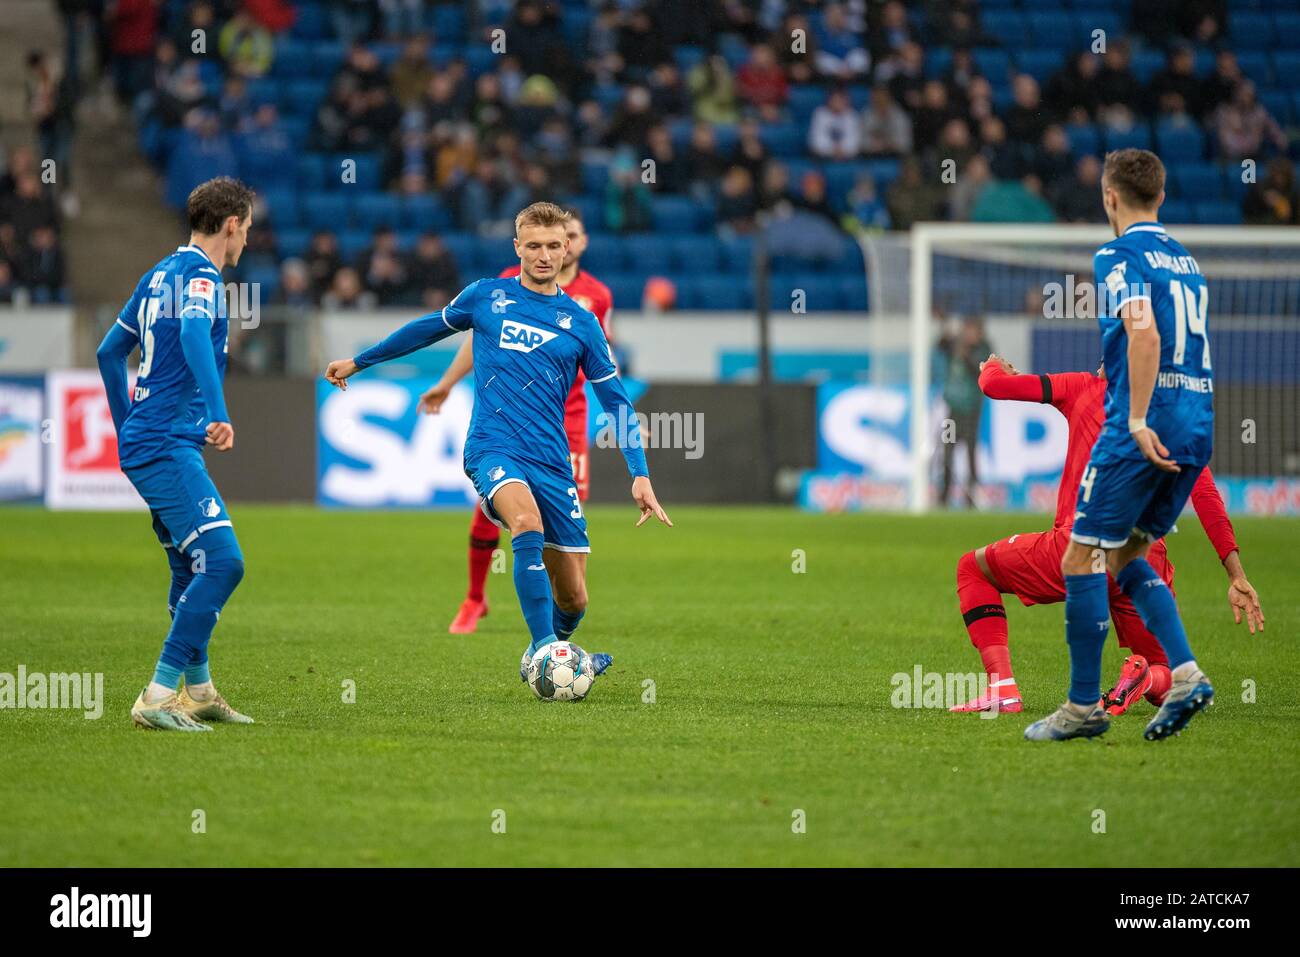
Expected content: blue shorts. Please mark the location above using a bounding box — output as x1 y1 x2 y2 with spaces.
1071 457 1204 550
123 445 234 554
465 450 590 553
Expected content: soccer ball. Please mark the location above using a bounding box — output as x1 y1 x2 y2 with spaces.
526 641 595 702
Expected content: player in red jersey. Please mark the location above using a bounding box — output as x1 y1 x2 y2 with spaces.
951 354 1264 715
417 207 614 633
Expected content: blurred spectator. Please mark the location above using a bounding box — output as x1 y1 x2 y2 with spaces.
1033 125 1074 187
686 123 728 198
776 14 817 85
604 85 657 151
26 52 75 194
322 266 377 309
757 161 794 214
604 150 653 233
1052 155 1107 223
880 42 925 112
1201 50 1244 119
936 317 992 508
19 225 65 295
236 103 294 189
1243 158 1300 226
1004 75 1049 146
948 154 992 222
886 157 944 230
407 233 460 308
1045 52 1101 123
276 258 314 307
971 174 1056 223
716 166 758 235
647 63 689 119
861 85 912 157
645 124 686 193
870 1 914 61
1096 43 1137 117
1211 81 1288 162
1147 44 1202 119
5 173 60 238
306 231 343 299
731 118 769 184
218 7 275 79
814 3 870 82
389 36 433 109
942 48 983 111
166 111 237 209
0 261 15 304
688 55 740 125
457 157 529 235
736 44 788 122
912 80 958 153
842 172 890 232
380 0 427 39
110 0 157 104
356 228 409 305
329 1 377 45
809 88 861 160
618 10 671 78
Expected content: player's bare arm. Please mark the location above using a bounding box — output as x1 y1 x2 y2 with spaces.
1122 298 1178 472
1222 550 1264 634
419 333 474 414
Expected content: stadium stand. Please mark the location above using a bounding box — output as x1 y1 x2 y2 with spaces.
89 0 1300 311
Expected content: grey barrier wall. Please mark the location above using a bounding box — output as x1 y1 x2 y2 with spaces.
206 377 319 502
207 378 817 505
586 383 818 505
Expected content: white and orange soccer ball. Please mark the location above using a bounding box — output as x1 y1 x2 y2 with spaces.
526 641 595 702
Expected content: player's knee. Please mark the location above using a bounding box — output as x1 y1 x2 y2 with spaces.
1060 544 1094 577
555 581 587 614
956 550 978 586
508 510 543 534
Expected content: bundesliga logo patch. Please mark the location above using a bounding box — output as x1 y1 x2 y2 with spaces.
499 320 558 353
187 277 215 300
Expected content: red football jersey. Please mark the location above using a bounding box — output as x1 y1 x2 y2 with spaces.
979 365 1239 556
497 266 613 418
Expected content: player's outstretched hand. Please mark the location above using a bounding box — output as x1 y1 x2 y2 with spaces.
418 382 451 414
205 421 234 451
1133 427 1180 472
324 358 359 390
1228 576 1265 634
632 475 672 528
980 353 1018 375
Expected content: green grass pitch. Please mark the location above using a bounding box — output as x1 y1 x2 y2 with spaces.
1 504 1296 866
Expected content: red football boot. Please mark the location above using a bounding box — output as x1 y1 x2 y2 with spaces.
448 597 489 634
1103 654 1153 716
950 678 1023 714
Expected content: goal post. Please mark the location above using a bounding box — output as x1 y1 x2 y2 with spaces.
904 223 1300 515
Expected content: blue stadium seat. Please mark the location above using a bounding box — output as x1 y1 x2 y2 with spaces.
581 159 609 193
689 276 752 310
245 78 279 106
476 236 517 273
674 45 706 73
296 153 326 191
839 276 869 312
244 265 281 303
463 46 497 76
303 193 352 230
1064 123 1100 156
1258 88 1292 125
1224 167 1250 202
310 41 346 79
290 4 328 40
568 197 603 233
1236 51 1273 85
260 187 300 227
630 244 673 274
981 13 1031 46
287 78 329 113
761 123 805 158
1273 51 1300 83
440 235 478 274
279 116 310 150
1104 126 1153 151
353 194 403 230
272 42 312 79
276 228 312 260
971 49 1011 81
1194 201 1241 225
429 4 466 42
1130 50 1166 85
337 229 371 262
1027 13 1075 49
332 153 382 191
604 273 647 309
924 47 952 79
669 236 723 274
400 194 451 232
1080 13 1123 46
788 86 825 122
718 235 755 272
1230 13 1274 49
652 196 702 233
578 238 626 275
1013 50 1061 83
1172 163 1223 201
1160 200 1193 223
1155 124 1204 164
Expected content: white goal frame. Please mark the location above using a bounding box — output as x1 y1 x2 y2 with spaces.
907 222 1300 513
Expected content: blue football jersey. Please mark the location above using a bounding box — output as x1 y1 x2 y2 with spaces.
444 276 616 471
114 245 229 469
1090 222 1214 467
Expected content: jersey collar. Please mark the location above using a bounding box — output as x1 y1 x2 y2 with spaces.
1122 222 1165 235
177 244 219 268
510 274 563 301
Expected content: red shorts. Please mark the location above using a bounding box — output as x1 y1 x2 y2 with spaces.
565 411 589 502
983 526 1174 666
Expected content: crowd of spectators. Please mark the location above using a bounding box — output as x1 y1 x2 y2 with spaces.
33 0 1300 310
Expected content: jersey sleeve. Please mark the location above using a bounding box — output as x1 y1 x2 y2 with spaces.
114 281 143 338
577 314 618 384
440 280 482 332
178 263 222 321
1189 466 1239 561
1095 244 1150 317
978 363 1049 402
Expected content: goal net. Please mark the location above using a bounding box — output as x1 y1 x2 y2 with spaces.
860 224 1300 516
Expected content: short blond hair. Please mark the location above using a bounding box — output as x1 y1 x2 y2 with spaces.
514 201 570 234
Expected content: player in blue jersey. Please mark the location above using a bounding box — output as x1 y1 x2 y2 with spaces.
1026 150 1217 743
96 177 255 731
324 202 670 685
